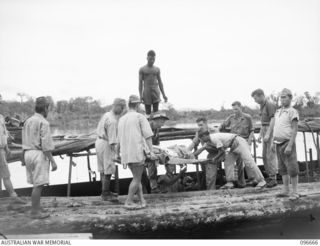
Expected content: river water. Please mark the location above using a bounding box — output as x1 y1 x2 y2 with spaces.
3 123 319 189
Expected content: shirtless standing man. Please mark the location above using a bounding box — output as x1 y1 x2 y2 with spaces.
139 50 168 117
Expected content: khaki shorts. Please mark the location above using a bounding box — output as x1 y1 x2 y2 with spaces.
25 150 50 186
95 138 116 175
276 141 299 177
0 149 10 179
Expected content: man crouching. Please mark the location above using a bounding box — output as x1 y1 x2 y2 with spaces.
22 97 57 219
196 129 266 189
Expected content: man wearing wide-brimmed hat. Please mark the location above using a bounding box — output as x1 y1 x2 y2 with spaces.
22 96 57 219
271 88 300 199
117 95 156 209
95 98 126 202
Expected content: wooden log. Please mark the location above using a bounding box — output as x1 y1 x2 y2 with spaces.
1 182 320 236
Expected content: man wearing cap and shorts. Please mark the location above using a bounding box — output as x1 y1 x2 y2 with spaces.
270 88 300 199
22 97 57 219
0 94 27 204
117 95 156 209
144 111 169 193
139 50 168 117
251 89 278 188
195 130 266 189
95 98 126 202
220 101 255 188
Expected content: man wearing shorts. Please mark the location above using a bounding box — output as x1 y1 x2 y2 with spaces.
139 50 168 117
95 98 126 202
271 88 300 199
117 95 156 210
0 94 26 204
22 97 57 219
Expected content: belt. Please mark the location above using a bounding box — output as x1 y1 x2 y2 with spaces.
261 123 270 126
229 136 238 149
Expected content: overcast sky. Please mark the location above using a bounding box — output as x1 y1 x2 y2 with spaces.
0 0 319 110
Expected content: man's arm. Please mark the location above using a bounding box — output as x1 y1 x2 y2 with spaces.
139 68 144 102
193 145 206 157
285 119 298 155
219 116 231 132
264 117 275 142
157 69 167 102
211 147 225 163
43 151 57 171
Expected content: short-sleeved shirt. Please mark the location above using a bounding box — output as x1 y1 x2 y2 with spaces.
220 113 254 139
117 110 154 165
96 111 119 144
273 107 299 143
209 133 237 149
139 65 161 105
0 114 8 148
22 113 55 152
260 100 277 126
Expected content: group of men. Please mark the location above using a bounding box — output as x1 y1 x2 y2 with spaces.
189 88 300 200
0 49 300 216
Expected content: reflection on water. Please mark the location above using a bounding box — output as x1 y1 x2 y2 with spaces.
4 124 319 189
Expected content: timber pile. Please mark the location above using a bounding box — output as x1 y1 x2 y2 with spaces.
0 182 320 237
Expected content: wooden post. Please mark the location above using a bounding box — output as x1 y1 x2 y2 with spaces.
0 178 2 191
317 133 320 168
302 132 309 183
194 146 200 189
309 148 313 177
67 156 73 197
86 151 92 182
115 165 119 194
253 138 257 163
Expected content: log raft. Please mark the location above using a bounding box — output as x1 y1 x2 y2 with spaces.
1 182 320 238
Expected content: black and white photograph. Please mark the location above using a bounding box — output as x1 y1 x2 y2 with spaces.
0 0 319 242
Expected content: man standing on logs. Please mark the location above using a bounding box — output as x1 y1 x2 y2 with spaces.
139 50 168 117
95 98 126 202
195 129 266 189
269 88 300 199
188 117 219 190
219 101 255 188
117 95 156 210
145 111 169 193
0 94 26 204
251 89 278 188
22 97 57 219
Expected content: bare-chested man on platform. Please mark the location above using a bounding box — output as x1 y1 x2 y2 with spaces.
139 50 168 117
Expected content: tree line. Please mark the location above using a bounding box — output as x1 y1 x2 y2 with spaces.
1 91 319 130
